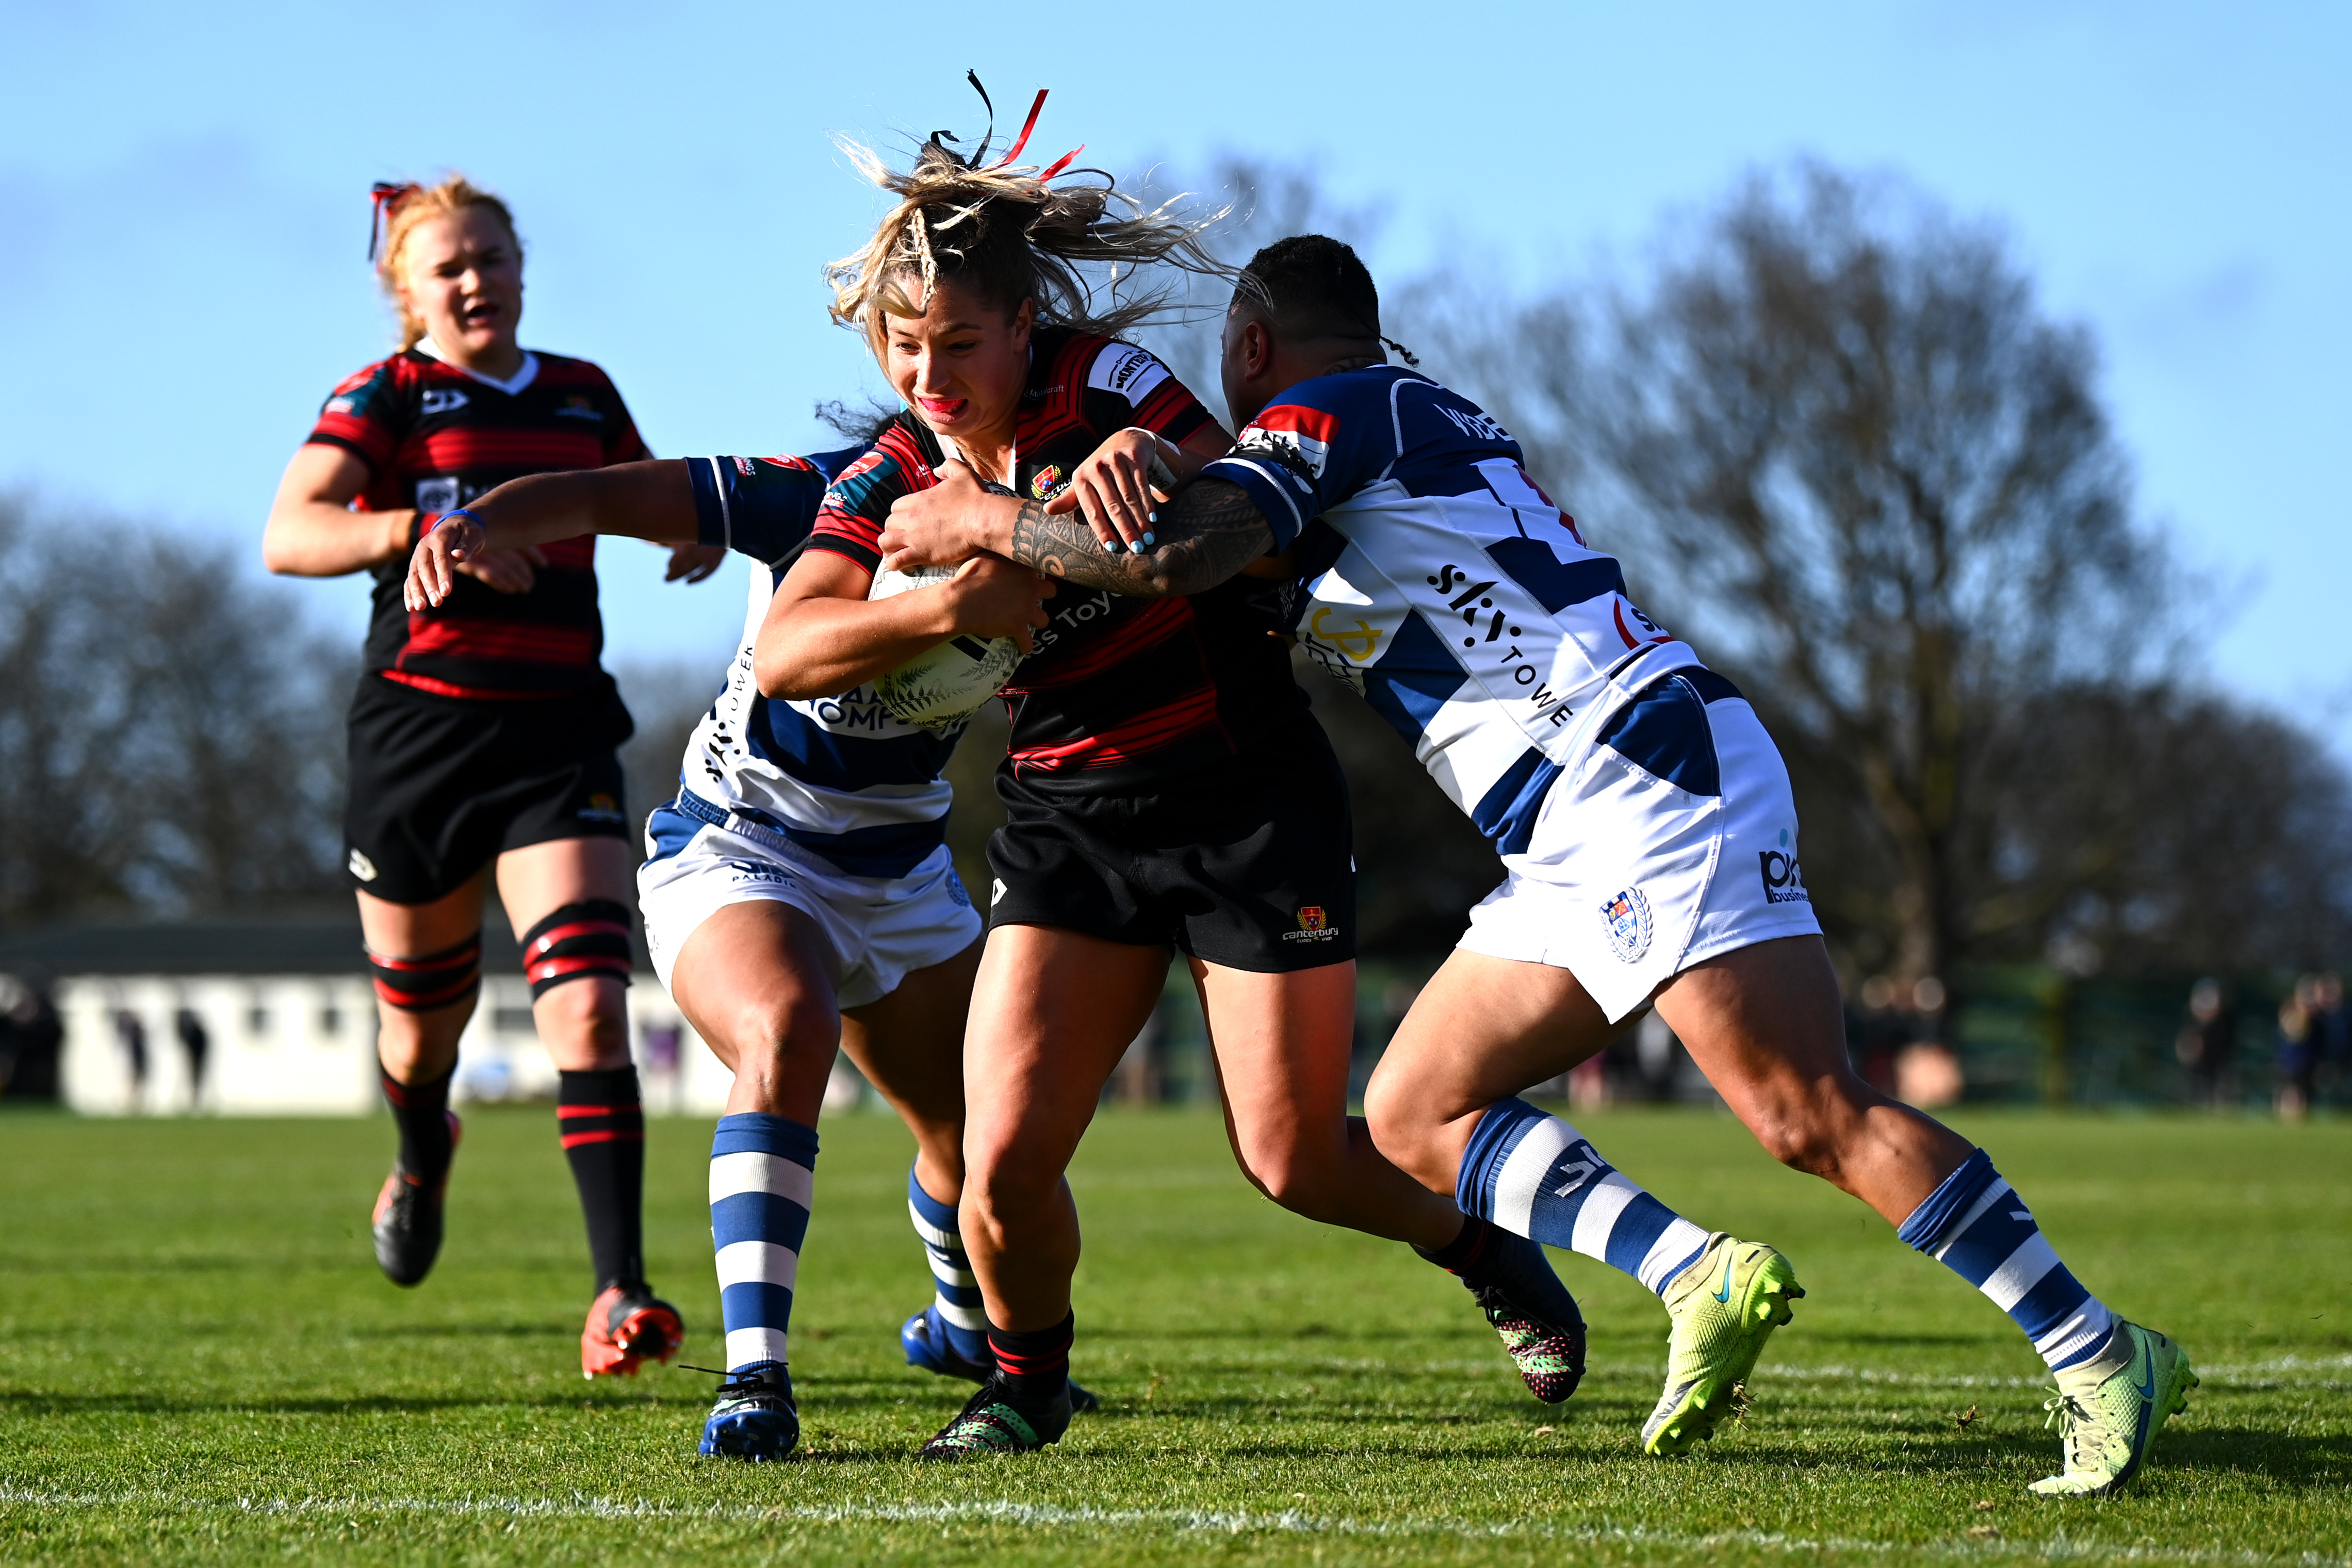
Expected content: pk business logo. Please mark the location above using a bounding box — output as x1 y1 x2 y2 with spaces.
1758 830 1809 904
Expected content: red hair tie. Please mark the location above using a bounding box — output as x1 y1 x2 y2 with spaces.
367 181 418 262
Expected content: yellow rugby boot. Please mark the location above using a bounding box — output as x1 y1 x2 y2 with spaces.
1642 1234 1803 1456
2029 1321 2196 1497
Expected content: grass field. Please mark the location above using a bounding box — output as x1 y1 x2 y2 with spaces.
1 1105 2345 1566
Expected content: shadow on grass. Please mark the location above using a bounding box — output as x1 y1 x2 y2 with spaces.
329 1320 563 1341
0 1387 706 1417
1091 1325 1465 1344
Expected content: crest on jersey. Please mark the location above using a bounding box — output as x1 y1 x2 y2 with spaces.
1298 906 1328 931
1598 887 1651 962
1239 403 1338 481
1030 464 1064 499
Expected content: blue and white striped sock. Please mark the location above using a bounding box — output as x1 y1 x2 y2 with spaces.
1456 1098 1714 1294
1898 1148 2117 1372
709 1113 816 1375
906 1164 990 1365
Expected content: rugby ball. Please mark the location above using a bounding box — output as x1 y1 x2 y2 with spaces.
865 564 1023 730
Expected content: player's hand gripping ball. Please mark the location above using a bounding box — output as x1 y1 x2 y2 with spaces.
865 563 1034 730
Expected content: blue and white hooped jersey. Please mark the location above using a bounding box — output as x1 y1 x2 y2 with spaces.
1202 367 1701 856
656 447 966 879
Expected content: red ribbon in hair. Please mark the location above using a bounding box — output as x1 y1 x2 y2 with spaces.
368 181 418 262
984 90 1083 181
960 76 1082 183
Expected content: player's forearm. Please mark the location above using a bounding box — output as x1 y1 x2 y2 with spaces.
754 593 959 701
262 501 414 577
1004 480 1279 598
467 461 697 549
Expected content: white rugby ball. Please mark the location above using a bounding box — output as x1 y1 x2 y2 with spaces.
865 564 1024 730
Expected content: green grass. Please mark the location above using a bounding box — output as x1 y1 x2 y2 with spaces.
1 1105 2345 1565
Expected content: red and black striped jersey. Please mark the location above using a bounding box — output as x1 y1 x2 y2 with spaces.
808 327 1308 793
306 344 649 699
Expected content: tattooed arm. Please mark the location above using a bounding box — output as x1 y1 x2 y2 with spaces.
1003 480 1278 597
878 460 1281 598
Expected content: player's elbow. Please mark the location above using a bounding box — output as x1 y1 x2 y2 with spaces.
750 643 802 700
258 517 304 576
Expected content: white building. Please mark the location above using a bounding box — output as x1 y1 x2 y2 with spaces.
2 916 858 1117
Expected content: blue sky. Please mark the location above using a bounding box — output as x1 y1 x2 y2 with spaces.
5 2 2345 747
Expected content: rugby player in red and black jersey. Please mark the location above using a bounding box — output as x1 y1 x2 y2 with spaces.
757 116 1588 1459
263 176 720 1377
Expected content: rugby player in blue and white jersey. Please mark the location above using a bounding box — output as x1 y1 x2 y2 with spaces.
877 236 2196 1496
409 447 1061 1462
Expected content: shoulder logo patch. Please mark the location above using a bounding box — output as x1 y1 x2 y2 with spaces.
1241 403 1338 480
1087 344 1169 404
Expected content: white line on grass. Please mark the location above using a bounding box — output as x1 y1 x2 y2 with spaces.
1763 1357 2350 1393
1 1484 2341 1566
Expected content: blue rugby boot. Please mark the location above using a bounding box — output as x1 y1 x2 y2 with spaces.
698 1362 798 1462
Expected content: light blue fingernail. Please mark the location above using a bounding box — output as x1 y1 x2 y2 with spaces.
1141 531 1156 547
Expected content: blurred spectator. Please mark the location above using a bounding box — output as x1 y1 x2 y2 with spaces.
639 1022 683 1114
2276 977 2321 1122
1897 1041 1965 1107
1634 1011 1680 1101
0 974 63 1102
2176 979 2237 1109
174 1006 210 1112
1569 1051 1608 1110
1850 974 1911 1093
113 1008 149 1111
2312 973 2349 1106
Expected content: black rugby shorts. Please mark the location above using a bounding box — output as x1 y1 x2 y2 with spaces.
342 673 634 905
985 738 1356 972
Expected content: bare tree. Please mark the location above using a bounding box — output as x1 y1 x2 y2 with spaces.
1464 165 2198 982
0 495 350 928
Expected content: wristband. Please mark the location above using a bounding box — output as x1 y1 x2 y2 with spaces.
429 508 480 534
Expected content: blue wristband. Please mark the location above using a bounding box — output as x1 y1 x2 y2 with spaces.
430 508 479 534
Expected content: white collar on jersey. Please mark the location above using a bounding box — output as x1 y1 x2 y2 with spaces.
413 337 542 396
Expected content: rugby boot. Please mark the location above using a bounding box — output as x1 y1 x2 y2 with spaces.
1450 1229 1588 1403
2029 1321 2196 1497
900 1303 1100 1411
698 1362 799 1462
371 1110 461 1287
1643 1233 1802 1455
581 1284 685 1378
918 1372 1072 1461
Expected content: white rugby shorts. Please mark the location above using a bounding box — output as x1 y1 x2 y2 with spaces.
1458 670 1822 1022
638 796 981 1008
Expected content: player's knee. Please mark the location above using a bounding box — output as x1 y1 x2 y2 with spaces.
1232 1139 1342 1219
727 987 837 1072
1361 1072 1428 1172
520 900 634 1003
960 1138 1058 1236
1746 1080 1852 1178
368 933 483 1016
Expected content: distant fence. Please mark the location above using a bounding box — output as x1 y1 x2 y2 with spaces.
19 954 2338 1118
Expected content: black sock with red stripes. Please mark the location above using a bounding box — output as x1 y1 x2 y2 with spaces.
381 1063 456 1184
558 1067 646 1292
986 1313 1074 1406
